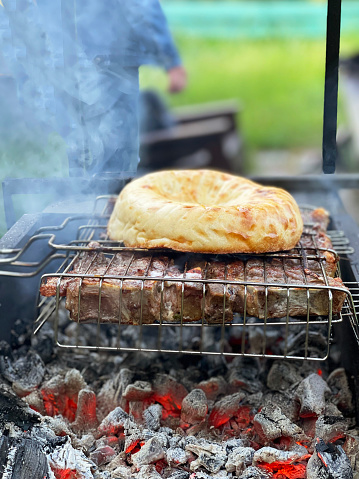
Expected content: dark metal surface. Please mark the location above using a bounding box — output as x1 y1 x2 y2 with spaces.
322 0 342 173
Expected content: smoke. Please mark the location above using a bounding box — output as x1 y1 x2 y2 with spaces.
0 0 144 178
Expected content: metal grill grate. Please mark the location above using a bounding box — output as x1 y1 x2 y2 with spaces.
35 238 357 361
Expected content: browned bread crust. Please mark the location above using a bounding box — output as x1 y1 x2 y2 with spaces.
107 170 304 254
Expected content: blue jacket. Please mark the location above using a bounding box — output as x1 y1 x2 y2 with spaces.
0 0 181 105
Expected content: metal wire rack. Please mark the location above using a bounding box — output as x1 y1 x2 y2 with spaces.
32 200 357 361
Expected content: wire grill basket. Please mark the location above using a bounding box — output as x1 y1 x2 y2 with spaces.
32 200 358 361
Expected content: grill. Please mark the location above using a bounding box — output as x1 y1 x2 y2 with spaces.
1 192 358 362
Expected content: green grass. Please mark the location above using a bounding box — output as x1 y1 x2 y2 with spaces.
140 34 359 153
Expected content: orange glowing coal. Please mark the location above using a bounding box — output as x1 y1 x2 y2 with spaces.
258 462 307 479
51 467 78 479
41 390 78 422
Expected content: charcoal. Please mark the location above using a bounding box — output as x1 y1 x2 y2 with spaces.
167 471 190 479
97 368 134 417
123 381 153 401
295 373 331 417
31 333 55 364
186 440 227 474
49 440 96 479
197 376 227 401
253 446 307 464
225 446 255 475
129 400 148 422
72 388 99 433
98 406 135 437
90 445 116 466
166 446 188 465
262 391 300 423
131 436 165 467
253 403 302 443
181 388 208 425
152 373 188 412
238 466 272 479
208 392 246 428
42 415 74 438
266 361 303 392
23 389 46 415
0 436 52 479
0 349 45 397
225 438 245 453
111 464 133 479
93 472 111 479
327 368 354 414
228 368 263 394
137 465 163 479
73 433 97 454
0 387 40 431
124 431 142 454
315 415 349 443
143 404 162 431
343 434 359 472
306 439 353 479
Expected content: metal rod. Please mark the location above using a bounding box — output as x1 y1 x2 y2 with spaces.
322 0 342 174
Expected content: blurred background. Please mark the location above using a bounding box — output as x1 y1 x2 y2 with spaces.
1 0 359 236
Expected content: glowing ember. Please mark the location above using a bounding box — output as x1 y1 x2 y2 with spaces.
41 391 77 422
51 468 78 479
258 461 308 479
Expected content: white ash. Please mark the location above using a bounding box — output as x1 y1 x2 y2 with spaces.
253 446 307 464
143 404 162 431
186 440 227 474
98 406 136 437
137 465 163 479
181 389 208 425
307 440 353 479
48 440 96 479
166 446 188 465
253 403 303 443
344 434 359 473
266 361 303 392
131 436 165 467
295 373 331 417
237 466 272 479
315 415 349 443
123 381 153 401
225 446 255 475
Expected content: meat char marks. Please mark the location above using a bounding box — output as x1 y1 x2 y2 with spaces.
40 208 349 324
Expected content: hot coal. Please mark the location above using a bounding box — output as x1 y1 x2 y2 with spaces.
0 321 357 479
306 439 353 479
181 389 208 426
295 373 331 417
253 403 303 443
315 415 349 443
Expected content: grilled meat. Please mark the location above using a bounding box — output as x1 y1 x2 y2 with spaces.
40 226 348 324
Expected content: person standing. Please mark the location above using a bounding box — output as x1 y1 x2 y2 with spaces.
0 0 187 176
